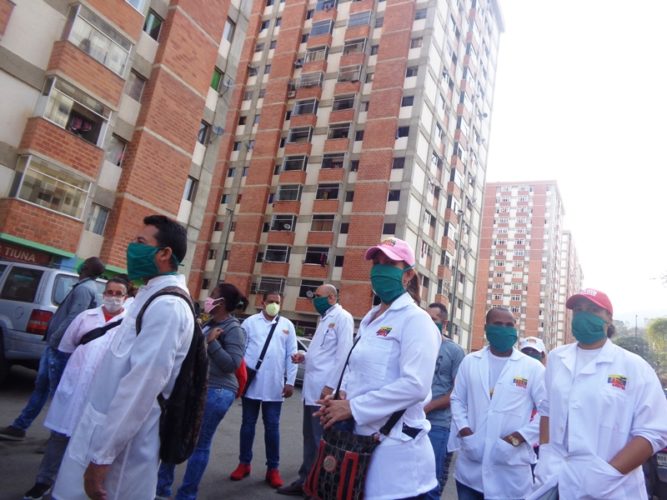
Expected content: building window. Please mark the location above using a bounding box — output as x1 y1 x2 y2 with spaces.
251 277 286 295
277 184 302 201
410 37 423 49
143 10 163 41
223 17 236 42
287 127 312 143
348 11 371 27
264 245 290 263
255 42 264 53
340 222 349 233
301 34 309 43
270 39 277 49
306 8 314 19
243 90 253 100
211 67 224 91
332 95 354 110
316 184 339 200
370 44 379 55
388 189 400 201
264 64 271 74
345 191 354 202
126 71 146 101
350 160 359 171
311 215 334 231
248 66 258 77
311 20 333 36
125 0 146 11
334 255 344 267
392 157 405 169
68 5 132 76
227 168 236 177
293 99 318 115
415 8 427 19
338 65 361 82
375 17 384 28
360 101 369 111
197 121 210 144
343 39 366 55
304 247 328 265
315 0 337 11
299 280 323 298
275 17 282 26
260 20 270 31
40 77 111 147
298 72 323 88
365 72 374 83
105 134 127 167
327 123 350 139
305 46 328 62
401 95 414 107
383 223 396 234
182 176 197 201
270 214 296 231
406 66 418 77
11 155 90 220
321 153 345 169
396 126 409 138
85 203 109 235
355 130 364 141
282 155 308 171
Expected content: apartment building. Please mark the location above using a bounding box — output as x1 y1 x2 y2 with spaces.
0 0 249 272
189 0 504 345
472 180 582 351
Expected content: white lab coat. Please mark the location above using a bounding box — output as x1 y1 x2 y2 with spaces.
342 292 441 500
45 306 127 436
242 313 298 401
449 347 545 499
302 303 354 405
52 275 193 500
529 340 667 500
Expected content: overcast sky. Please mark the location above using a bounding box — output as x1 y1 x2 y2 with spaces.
485 1 667 326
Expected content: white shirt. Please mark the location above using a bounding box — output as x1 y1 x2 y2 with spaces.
302 303 354 405
342 292 441 499
242 312 298 401
53 274 193 500
46 306 126 436
449 347 546 499
533 340 667 499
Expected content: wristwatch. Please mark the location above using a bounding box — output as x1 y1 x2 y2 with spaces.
508 434 521 447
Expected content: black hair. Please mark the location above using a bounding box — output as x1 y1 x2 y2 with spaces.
607 322 616 338
405 272 421 304
262 289 283 300
216 282 249 312
485 306 513 323
82 257 105 279
114 273 137 297
143 215 187 268
106 276 130 291
429 302 449 321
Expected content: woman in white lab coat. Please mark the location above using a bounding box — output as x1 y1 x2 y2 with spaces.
316 237 441 500
532 289 667 499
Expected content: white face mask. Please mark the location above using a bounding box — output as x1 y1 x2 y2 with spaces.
103 296 124 313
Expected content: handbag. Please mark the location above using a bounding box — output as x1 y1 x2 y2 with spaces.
304 337 405 500
240 316 280 397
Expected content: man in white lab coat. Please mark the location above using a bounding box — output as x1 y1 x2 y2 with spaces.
230 290 298 489
277 284 354 496
449 307 545 500
52 215 194 500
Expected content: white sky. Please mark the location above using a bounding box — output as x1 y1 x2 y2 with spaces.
486 1 667 326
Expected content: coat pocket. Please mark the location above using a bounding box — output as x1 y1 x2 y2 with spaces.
67 403 106 466
489 437 535 466
460 432 485 462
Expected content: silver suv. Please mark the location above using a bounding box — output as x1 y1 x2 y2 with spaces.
0 260 104 384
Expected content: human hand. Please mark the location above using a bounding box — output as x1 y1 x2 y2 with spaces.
319 386 334 400
206 327 223 344
458 427 473 438
502 431 525 446
283 384 294 398
314 397 352 429
84 463 110 500
291 351 305 364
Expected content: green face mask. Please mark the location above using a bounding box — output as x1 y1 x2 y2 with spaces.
313 296 331 316
572 311 607 345
434 322 444 333
485 324 518 352
126 242 161 281
370 264 408 304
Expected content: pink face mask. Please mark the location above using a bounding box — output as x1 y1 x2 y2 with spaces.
204 297 223 314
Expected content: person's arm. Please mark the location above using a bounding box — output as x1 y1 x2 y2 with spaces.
540 416 550 445
208 322 245 373
449 355 472 436
425 343 465 414
284 321 298 392
609 436 654 474
50 285 96 342
514 363 546 445
57 310 88 353
324 311 354 394
87 295 193 464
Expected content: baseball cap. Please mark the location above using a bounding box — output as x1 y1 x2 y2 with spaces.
519 336 546 355
365 237 416 267
566 288 613 316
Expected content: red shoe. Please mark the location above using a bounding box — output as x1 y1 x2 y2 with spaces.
266 468 284 488
230 463 251 481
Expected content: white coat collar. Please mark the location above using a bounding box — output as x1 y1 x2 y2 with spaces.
555 339 615 375
471 345 523 361
364 292 413 322
321 303 341 321
141 274 187 293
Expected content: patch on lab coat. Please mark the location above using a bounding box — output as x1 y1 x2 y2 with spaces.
607 374 627 390
376 326 392 337
328 323 336 329
513 376 528 388
282 328 289 335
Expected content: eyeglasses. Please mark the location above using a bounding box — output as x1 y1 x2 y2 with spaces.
104 291 126 297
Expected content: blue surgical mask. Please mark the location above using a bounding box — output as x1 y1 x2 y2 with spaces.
572 311 607 345
485 324 518 352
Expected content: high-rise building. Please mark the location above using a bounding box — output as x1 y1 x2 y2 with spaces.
558 229 583 344
191 0 504 346
0 0 250 272
472 181 581 351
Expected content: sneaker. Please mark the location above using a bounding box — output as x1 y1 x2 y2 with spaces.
276 480 304 496
230 463 251 481
266 468 284 489
0 425 26 441
23 482 52 500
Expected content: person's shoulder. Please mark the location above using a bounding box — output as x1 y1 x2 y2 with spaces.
279 315 296 329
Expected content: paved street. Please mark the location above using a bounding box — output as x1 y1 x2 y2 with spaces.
0 366 456 500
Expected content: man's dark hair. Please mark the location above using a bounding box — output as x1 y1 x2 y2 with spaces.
262 290 283 300
144 215 187 269
429 302 448 321
107 276 130 289
81 257 105 279
485 306 513 324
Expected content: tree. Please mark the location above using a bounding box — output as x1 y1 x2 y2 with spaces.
613 320 630 337
614 336 656 367
647 318 667 378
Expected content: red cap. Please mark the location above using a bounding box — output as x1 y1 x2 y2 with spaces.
566 288 613 316
365 237 416 267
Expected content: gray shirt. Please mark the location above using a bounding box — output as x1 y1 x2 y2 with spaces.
205 316 246 392
427 337 465 428
49 278 98 349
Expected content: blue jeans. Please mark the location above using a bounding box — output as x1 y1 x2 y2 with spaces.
456 480 485 500
239 397 282 469
13 347 69 430
157 387 236 499
424 425 453 499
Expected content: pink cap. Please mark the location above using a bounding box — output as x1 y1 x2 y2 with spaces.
566 288 613 316
365 237 416 267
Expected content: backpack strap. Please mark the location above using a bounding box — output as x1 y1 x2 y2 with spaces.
78 318 124 346
254 316 280 371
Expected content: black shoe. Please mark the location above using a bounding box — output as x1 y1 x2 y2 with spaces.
276 481 304 496
0 425 26 441
23 482 52 500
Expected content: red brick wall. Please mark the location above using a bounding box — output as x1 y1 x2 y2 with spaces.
19 117 103 179
87 0 144 40
0 0 14 39
0 199 82 254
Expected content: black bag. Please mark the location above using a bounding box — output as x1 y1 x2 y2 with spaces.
136 286 209 464
78 319 123 346
240 316 279 397
304 337 405 500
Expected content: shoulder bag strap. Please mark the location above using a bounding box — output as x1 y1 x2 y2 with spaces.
78 318 124 346
136 286 194 333
254 316 280 371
